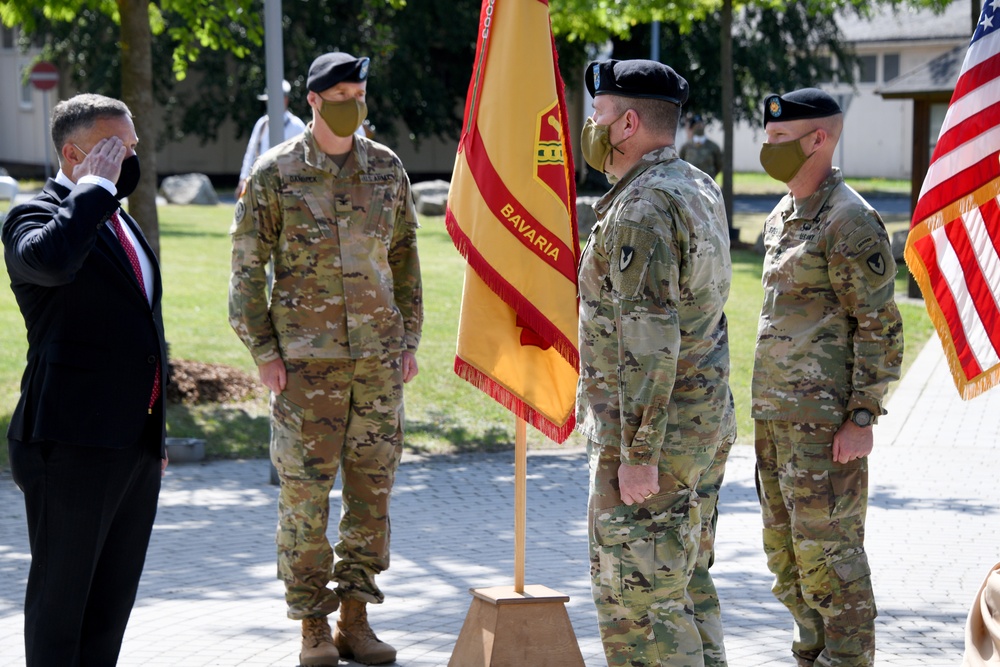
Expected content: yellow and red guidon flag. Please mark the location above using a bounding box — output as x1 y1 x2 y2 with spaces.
445 0 580 442
906 0 1000 400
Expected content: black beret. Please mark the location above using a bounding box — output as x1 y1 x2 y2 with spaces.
585 59 689 106
763 88 841 127
307 52 370 92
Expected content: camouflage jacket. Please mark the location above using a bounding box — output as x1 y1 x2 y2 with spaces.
678 138 723 179
229 124 422 363
576 146 736 466
752 168 903 423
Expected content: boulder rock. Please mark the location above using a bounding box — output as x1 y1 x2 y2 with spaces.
160 173 219 206
891 228 908 261
412 179 451 217
576 196 599 236
0 175 19 202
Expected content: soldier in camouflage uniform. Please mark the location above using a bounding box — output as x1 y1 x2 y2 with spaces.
679 114 723 180
752 88 903 667
577 59 737 667
229 52 422 667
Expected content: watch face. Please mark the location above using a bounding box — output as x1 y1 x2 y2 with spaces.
853 409 873 427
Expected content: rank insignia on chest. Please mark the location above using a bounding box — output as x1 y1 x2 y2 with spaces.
335 194 352 213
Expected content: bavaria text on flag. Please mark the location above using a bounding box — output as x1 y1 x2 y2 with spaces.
445 0 580 442
906 0 1000 400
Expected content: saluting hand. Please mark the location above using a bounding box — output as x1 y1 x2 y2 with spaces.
73 136 126 184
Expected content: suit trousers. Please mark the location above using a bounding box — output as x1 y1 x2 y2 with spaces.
9 414 162 667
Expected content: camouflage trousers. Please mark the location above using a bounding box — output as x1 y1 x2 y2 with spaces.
271 356 403 620
754 420 875 667
588 436 731 667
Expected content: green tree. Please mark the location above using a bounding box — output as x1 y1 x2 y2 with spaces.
610 4 855 124
184 0 480 150
8 0 483 177
0 0 262 257
550 0 955 223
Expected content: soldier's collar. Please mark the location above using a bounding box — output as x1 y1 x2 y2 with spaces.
789 167 844 221
594 145 678 216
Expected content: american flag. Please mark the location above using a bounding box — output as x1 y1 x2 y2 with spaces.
906 0 1000 399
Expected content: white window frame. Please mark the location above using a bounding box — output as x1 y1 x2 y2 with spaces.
18 57 34 110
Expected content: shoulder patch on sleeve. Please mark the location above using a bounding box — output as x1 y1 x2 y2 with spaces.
229 198 248 235
842 223 895 292
609 225 658 299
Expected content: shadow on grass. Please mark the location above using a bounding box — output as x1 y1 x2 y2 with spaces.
0 396 533 468
159 228 230 240
166 401 269 460
164 401 519 461
404 417 516 455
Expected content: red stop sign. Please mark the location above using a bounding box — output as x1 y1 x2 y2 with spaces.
29 61 59 91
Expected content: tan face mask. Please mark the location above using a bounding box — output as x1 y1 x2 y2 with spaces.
580 112 628 174
759 130 816 182
319 98 368 137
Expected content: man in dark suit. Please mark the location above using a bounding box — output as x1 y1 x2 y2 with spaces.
2 93 168 666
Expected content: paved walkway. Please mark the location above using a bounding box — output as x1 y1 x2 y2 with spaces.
2 336 999 666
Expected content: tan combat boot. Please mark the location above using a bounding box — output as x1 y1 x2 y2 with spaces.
300 616 339 666
333 597 397 665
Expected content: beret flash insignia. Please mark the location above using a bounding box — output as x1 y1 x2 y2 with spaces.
768 97 782 117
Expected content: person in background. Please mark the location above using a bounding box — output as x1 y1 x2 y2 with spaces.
679 113 723 180
235 79 306 199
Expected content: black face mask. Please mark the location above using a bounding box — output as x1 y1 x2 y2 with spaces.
115 154 141 201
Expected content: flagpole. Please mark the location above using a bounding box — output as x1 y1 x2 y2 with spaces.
514 416 527 593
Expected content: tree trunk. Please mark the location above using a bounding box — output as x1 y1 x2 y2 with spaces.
118 0 160 259
721 0 735 241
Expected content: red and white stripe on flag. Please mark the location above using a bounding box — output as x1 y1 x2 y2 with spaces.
906 0 1000 399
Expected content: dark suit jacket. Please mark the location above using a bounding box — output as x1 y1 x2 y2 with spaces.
2 179 167 453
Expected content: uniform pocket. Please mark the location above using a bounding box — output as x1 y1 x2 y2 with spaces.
830 463 868 520
829 552 877 624
270 392 305 474
592 492 698 610
362 185 391 243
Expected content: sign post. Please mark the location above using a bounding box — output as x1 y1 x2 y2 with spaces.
29 61 59 179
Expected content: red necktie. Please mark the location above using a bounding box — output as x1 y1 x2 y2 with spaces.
112 211 161 412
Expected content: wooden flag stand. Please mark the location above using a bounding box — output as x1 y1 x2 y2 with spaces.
449 419 585 666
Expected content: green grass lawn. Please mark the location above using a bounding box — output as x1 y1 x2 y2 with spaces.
732 172 911 196
0 184 934 468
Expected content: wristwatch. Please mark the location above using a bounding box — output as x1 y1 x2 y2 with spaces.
850 408 874 428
